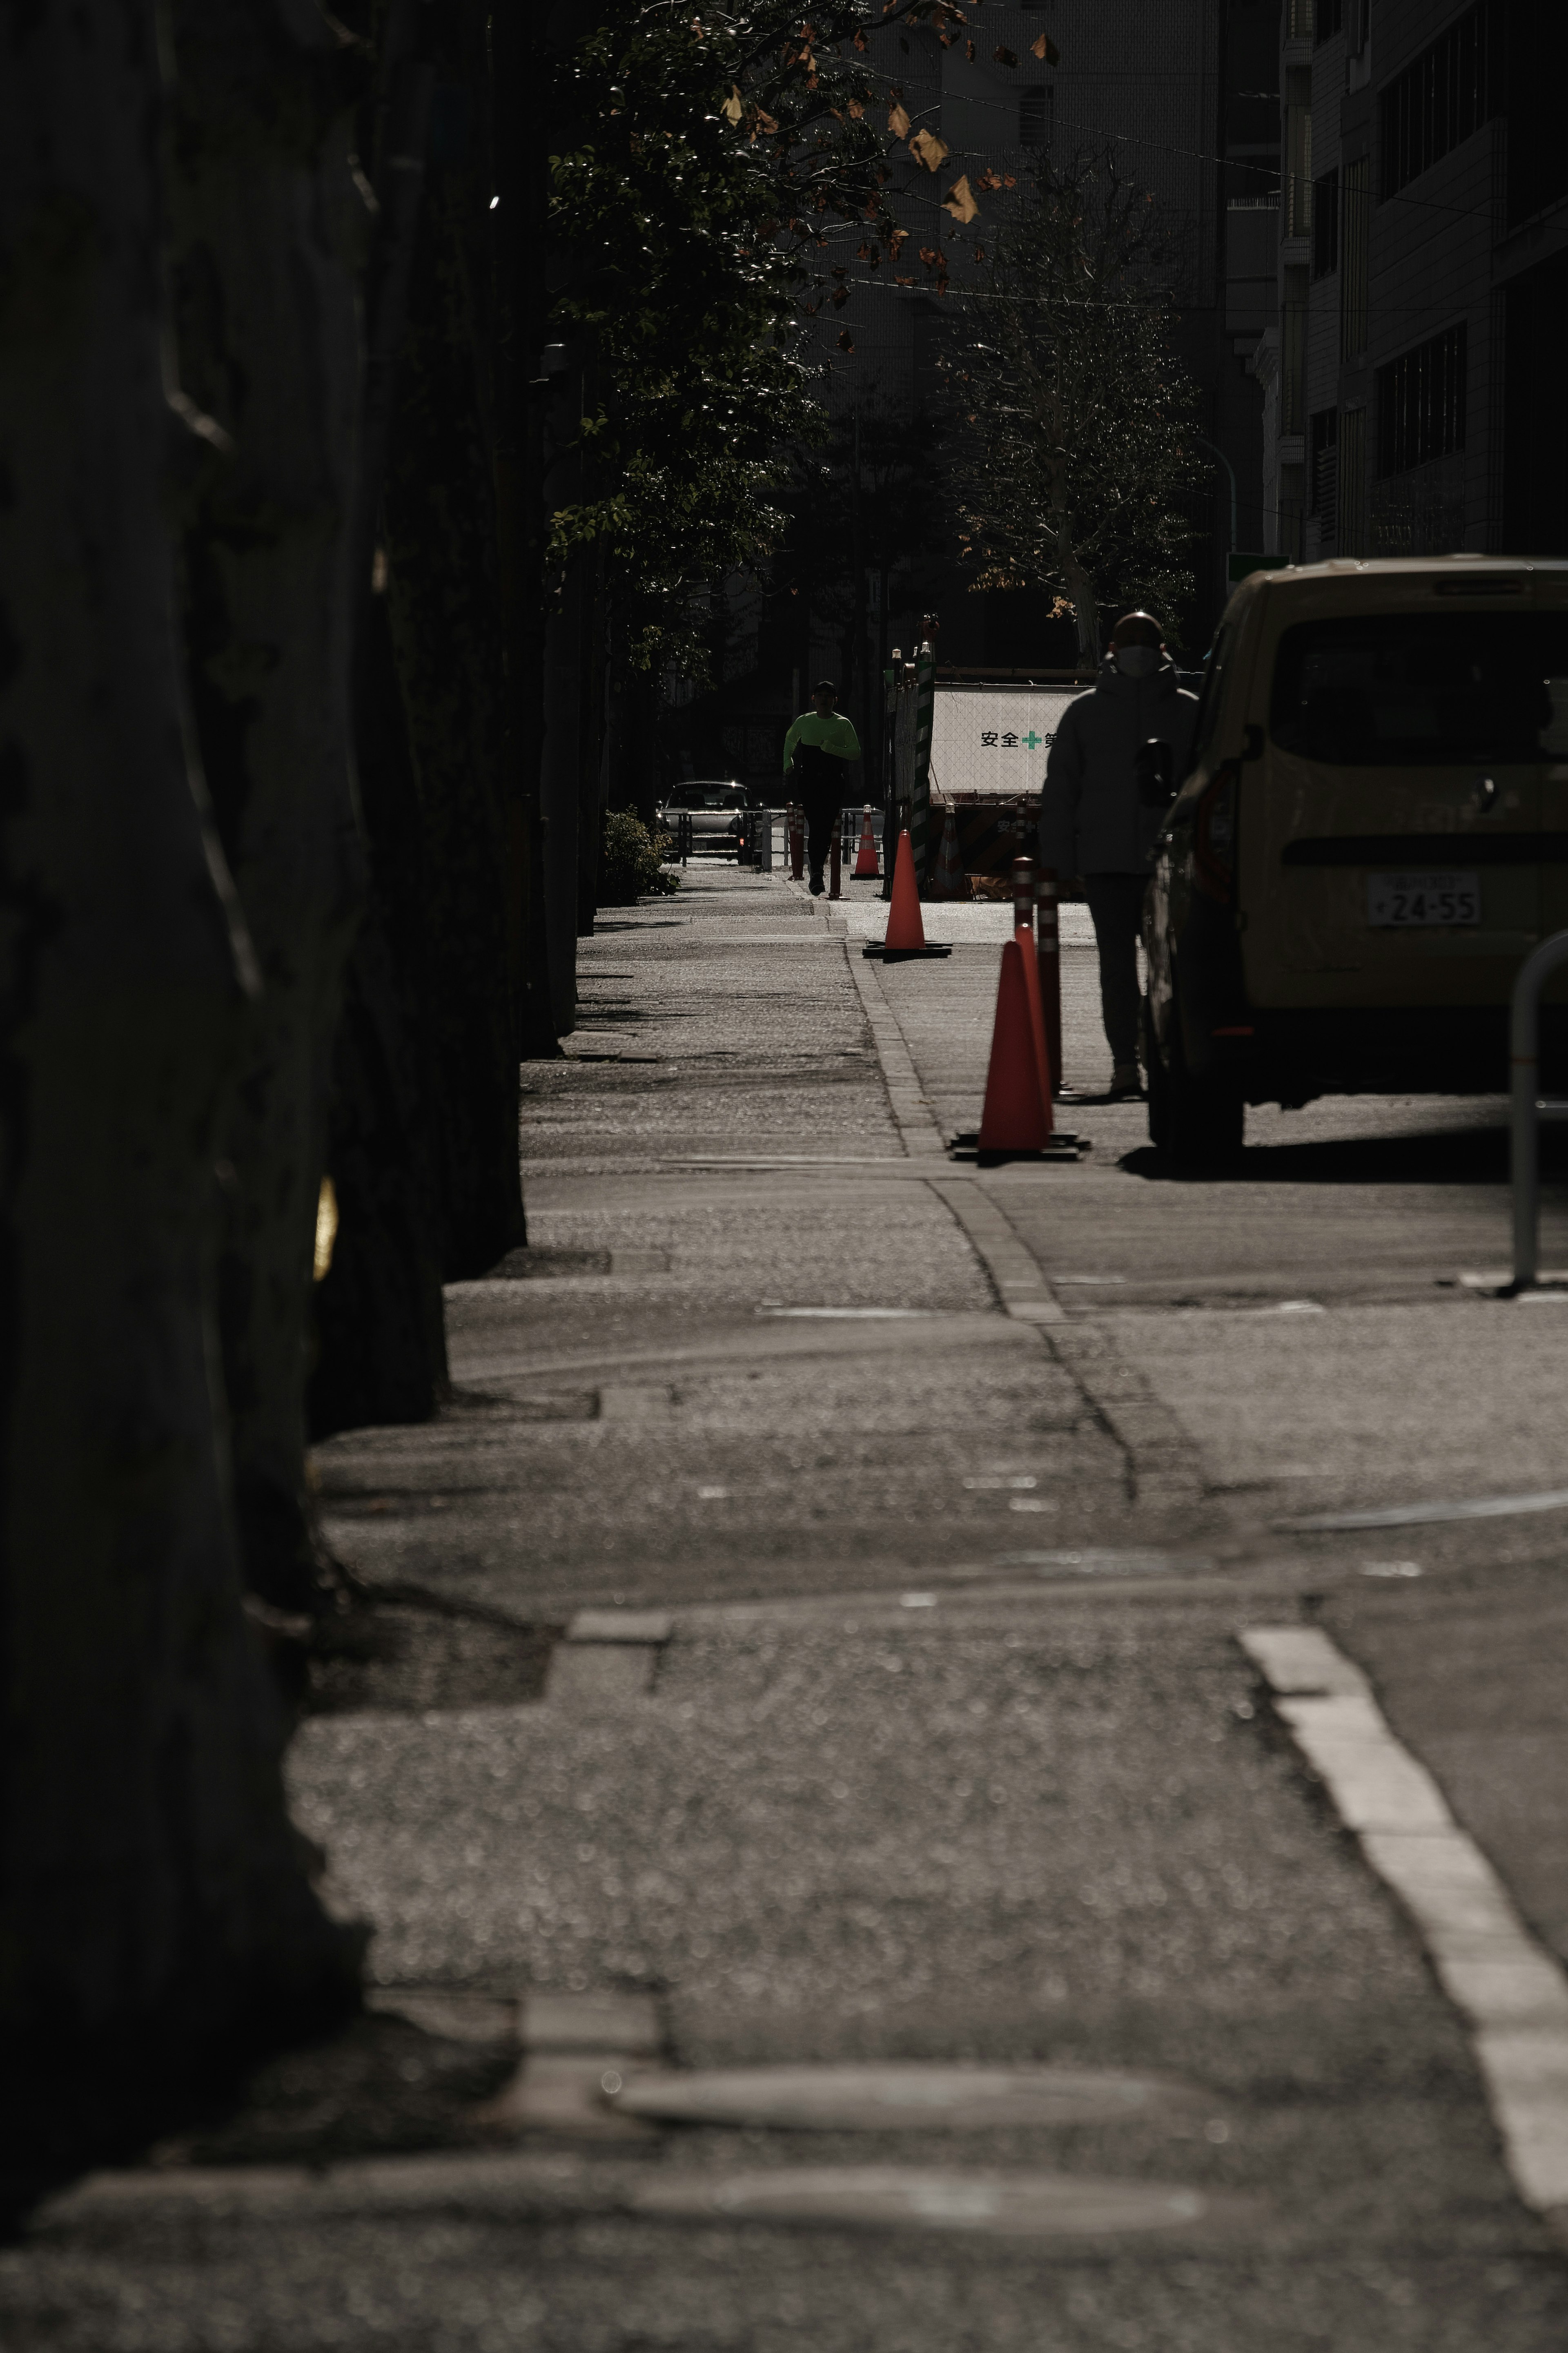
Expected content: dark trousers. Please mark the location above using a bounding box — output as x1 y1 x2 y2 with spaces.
800 784 842 885
1082 872 1149 1067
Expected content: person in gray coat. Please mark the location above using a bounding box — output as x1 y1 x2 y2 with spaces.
1038 611 1199 1098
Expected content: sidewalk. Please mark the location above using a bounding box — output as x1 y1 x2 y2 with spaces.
9 862 1568 2349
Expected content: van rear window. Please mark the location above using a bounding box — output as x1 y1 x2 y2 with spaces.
1270 615 1568 765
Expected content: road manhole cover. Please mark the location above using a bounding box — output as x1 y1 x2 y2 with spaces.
606 2063 1194 2132
631 2166 1225 2238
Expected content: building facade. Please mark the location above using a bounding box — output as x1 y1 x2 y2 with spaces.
1254 0 1568 563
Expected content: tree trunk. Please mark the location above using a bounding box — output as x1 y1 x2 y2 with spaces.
492 2 559 1058
1058 535 1102 674
167 0 368 1612
0 0 356 2191
381 105 528 1274
309 595 448 1441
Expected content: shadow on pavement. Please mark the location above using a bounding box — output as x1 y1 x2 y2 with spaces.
1115 1122 1568 1188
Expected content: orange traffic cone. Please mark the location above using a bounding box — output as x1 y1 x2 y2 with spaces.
884 829 927 951
977 940 1051 1155
862 828 952 960
853 807 880 879
1014 921 1054 1125
931 806 968 901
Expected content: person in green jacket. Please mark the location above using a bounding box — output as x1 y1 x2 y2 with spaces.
783 680 861 895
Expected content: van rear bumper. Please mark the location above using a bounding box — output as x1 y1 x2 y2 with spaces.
1214 1006 1568 1104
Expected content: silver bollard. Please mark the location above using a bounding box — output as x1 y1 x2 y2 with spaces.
1509 930 1568 1289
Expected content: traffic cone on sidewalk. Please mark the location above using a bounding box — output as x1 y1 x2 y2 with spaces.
862 829 952 959
884 829 927 951
977 940 1051 1155
853 807 880 879
931 806 968 901
1015 922 1055 1123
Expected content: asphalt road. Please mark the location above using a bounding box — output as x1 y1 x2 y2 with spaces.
11 859 1568 2349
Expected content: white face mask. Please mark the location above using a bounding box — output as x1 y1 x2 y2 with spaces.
1114 643 1161 680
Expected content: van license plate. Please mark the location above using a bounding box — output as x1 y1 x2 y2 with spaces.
1367 872 1481 928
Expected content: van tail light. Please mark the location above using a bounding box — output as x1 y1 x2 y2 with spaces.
1194 761 1239 902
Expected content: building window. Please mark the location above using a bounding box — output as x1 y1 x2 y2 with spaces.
1376 323 1468 477
1312 169 1339 276
1379 4 1494 201
1285 0 1314 36
1284 69 1313 237
1315 0 1343 39
1282 265 1310 436
1019 86 1053 148
1341 157 1370 359
1339 407 1368 555
1310 409 1339 543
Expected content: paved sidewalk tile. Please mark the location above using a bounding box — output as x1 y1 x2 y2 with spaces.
11 866 1568 2351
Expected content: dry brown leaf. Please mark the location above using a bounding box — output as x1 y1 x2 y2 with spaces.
888 100 911 137
993 44 1017 65
721 83 744 124
909 127 949 171
1030 30 1059 61
942 173 979 224
837 328 855 352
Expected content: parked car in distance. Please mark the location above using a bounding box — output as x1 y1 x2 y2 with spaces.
1143 555 1568 1164
656 781 749 854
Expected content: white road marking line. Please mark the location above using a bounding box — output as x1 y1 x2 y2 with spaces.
1241 1623 1568 2214
758 1307 930 1319
928 1179 1069 1327
1282 1488 1568 1531
546 1611 672 1705
842 943 950 1160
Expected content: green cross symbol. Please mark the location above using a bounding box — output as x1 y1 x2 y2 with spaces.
1021 729 1042 749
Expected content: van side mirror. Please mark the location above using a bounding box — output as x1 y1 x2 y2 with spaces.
1134 738 1175 806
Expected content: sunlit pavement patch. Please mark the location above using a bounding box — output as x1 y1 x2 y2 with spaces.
629 2165 1240 2239
604 2062 1202 2134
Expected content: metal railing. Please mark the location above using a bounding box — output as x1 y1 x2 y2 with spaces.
1510 930 1568 1289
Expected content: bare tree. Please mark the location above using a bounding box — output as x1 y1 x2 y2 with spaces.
944 150 1206 671
0 0 356 2186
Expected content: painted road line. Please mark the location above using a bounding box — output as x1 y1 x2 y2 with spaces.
604 2061 1205 2133
757 1306 931 1319
842 939 949 1159
630 2164 1251 2239
545 1611 671 1705
1242 1622 1568 2217
928 1178 1068 1326
38 2152 1254 2242
1281 1488 1568 1532
672 1570 1323 1627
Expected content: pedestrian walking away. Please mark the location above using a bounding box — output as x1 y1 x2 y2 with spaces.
783 680 861 895
1037 611 1198 1098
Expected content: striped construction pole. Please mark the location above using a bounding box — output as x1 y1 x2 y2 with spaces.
1034 864 1062 1093
910 638 935 892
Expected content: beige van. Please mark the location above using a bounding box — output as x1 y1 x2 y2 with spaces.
1142 555 1568 1162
